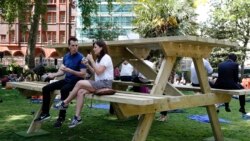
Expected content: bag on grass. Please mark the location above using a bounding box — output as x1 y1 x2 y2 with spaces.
94 88 116 96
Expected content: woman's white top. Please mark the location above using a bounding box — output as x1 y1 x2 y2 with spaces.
95 54 114 81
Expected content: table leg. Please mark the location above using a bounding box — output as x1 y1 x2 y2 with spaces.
193 58 223 141
16 93 56 137
132 113 155 141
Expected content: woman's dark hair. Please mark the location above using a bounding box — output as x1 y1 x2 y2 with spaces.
93 40 109 63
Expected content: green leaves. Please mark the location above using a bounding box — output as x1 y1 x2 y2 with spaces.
78 0 114 30
205 0 250 70
133 0 198 37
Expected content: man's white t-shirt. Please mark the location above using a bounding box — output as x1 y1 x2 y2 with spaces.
190 59 213 84
95 54 114 81
120 63 133 76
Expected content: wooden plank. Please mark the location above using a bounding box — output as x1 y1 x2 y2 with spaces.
8 82 45 91
150 57 176 96
124 47 156 80
173 84 250 95
49 36 237 50
132 113 155 141
112 80 153 87
164 82 184 96
115 93 231 117
85 94 155 106
193 57 223 141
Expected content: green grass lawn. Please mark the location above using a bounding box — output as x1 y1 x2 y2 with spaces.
0 87 250 141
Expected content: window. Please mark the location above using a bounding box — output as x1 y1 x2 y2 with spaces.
47 12 56 23
59 31 65 43
37 31 41 42
59 11 65 22
0 35 6 43
48 0 56 4
9 31 15 43
42 31 47 42
47 31 56 43
60 0 66 4
21 32 29 42
70 16 75 22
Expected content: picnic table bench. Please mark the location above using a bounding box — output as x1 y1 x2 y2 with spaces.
8 36 240 141
8 81 231 136
173 84 250 96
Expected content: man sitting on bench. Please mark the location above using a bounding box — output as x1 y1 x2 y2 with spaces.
213 53 249 119
34 37 87 128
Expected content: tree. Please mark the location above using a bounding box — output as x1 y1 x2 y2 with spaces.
133 0 198 37
204 0 250 74
0 0 47 69
78 0 114 30
132 0 198 82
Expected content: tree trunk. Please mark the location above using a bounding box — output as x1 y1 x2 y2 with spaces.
26 0 43 69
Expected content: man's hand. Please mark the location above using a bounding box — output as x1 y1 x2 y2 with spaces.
60 66 71 73
47 73 55 79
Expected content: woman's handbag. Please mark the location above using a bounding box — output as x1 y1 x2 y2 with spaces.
94 88 116 96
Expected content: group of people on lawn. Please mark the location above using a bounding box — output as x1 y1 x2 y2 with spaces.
36 36 249 129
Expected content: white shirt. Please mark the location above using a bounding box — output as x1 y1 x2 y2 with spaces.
120 63 133 76
95 54 114 81
190 59 213 84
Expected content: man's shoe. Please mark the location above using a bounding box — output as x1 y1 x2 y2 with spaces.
225 107 231 112
68 116 82 128
34 113 50 122
239 108 247 114
54 117 65 128
54 101 68 110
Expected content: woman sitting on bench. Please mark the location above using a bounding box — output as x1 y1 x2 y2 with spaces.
54 40 114 128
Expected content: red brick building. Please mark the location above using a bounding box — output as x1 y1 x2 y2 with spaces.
0 0 76 67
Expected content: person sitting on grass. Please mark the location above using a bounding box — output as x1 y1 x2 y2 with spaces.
54 40 114 128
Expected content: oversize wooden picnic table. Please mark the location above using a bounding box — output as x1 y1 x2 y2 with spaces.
10 36 237 141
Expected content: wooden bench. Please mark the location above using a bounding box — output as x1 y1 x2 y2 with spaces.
173 84 250 96
113 80 250 97
8 81 231 139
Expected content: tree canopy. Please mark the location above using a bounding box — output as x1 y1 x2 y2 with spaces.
204 0 250 70
0 0 48 69
132 0 198 37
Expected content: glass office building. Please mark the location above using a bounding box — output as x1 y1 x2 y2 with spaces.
76 1 136 42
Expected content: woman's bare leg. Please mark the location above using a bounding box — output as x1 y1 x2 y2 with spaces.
64 80 95 105
75 89 88 118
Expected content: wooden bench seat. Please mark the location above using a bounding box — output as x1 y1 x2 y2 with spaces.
8 81 233 116
173 84 250 96
10 81 164 106
113 80 153 87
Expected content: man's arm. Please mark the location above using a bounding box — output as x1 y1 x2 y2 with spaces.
60 65 86 78
47 64 65 79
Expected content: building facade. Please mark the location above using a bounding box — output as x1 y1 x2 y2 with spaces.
0 0 76 66
76 0 137 42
